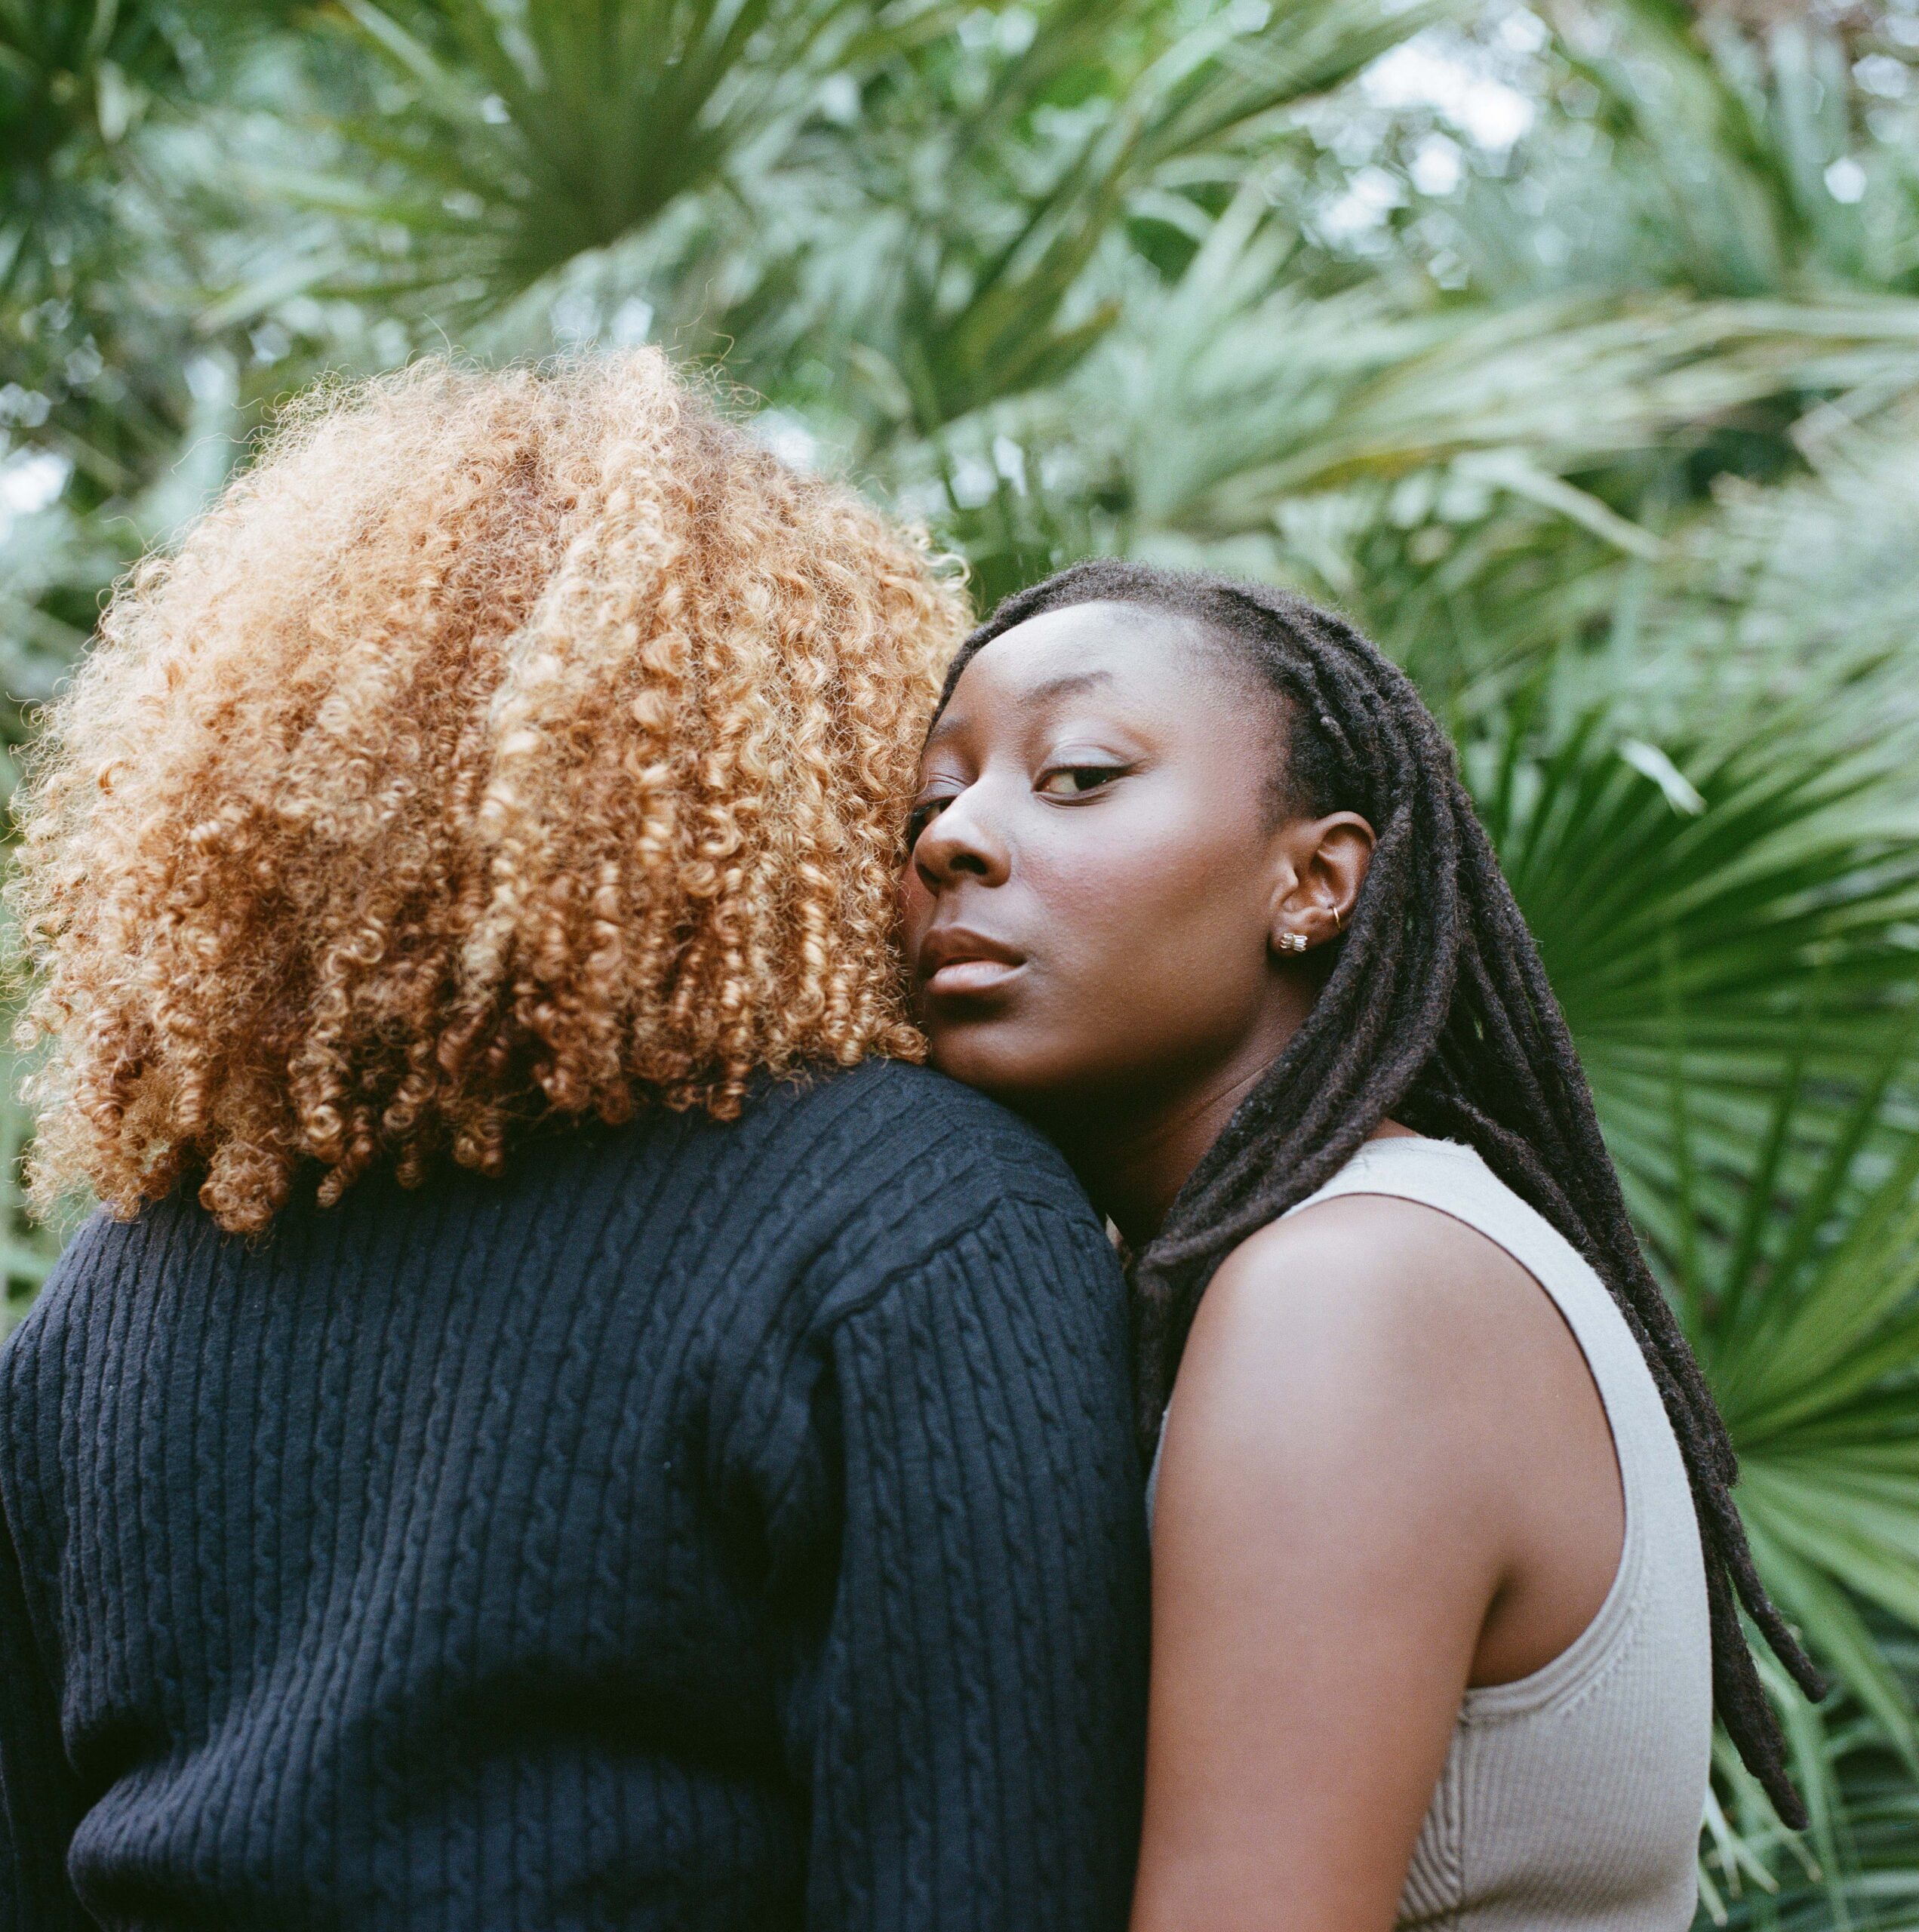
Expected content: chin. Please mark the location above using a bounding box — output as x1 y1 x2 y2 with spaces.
924 1022 1078 1114
925 1032 1014 1094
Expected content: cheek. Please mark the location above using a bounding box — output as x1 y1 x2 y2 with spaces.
933 803 1273 1094
1049 809 1268 992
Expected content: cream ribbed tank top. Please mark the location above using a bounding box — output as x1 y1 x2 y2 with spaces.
1146 1135 1714 1931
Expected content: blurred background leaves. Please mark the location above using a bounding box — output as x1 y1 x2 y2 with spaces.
5 0 1919 1919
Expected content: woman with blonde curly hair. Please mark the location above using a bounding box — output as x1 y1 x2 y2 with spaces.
0 352 1148 1931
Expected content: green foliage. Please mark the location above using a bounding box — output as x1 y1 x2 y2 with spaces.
4 0 1919 1918
1475 702 1919 1204
300 0 903 312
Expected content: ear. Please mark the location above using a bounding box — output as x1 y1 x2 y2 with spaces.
1268 812 1375 959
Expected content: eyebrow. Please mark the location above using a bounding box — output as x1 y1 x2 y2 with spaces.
927 667 1115 744
1024 669 1115 704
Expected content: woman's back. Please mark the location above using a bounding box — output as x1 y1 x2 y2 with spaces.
0 1060 1149 1932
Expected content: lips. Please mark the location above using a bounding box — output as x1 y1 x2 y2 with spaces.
916 925 1026 998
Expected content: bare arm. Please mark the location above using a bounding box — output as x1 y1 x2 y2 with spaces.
1129 1194 1616 1932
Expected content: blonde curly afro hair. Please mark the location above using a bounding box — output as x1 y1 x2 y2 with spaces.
8 351 970 1235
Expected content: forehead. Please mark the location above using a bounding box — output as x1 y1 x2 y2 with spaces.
934 599 1253 734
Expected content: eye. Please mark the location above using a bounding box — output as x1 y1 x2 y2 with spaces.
1036 764 1124 799
905 793 955 846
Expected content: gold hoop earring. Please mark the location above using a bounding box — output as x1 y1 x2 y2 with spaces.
1333 906 1342 935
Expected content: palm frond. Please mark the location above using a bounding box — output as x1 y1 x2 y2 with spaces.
1474 698 1919 1243
309 0 884 314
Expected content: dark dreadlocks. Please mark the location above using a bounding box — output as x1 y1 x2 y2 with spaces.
932 557 1822 1826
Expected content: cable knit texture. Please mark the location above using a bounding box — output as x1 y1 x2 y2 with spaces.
0 1060 1149 1931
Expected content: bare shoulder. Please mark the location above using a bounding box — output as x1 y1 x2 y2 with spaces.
1150 1171 1626 1763
1167 1186 1591 1520
1191 1190 1542 1398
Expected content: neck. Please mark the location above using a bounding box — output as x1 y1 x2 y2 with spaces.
1032 1006 1306 1251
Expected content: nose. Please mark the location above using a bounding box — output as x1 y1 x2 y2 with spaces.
913 781 1011 893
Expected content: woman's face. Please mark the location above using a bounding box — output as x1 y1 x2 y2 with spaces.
900 600 1346 1117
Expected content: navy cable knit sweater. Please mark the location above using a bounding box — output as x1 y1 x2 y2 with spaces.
0 1060 1149 1930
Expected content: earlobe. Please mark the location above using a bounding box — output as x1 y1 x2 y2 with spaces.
1263 851 1305 959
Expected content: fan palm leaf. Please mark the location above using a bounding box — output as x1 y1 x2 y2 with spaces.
1475 687 1919 1894
302 0 890 313
1473 697 1919 1248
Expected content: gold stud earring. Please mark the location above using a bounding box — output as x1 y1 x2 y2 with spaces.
1281 932 1309 954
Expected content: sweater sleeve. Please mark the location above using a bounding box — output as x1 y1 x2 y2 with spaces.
792 1194 1149 1932
0 1475 88 1931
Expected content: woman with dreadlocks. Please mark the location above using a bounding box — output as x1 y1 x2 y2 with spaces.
899 559 1821 1932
